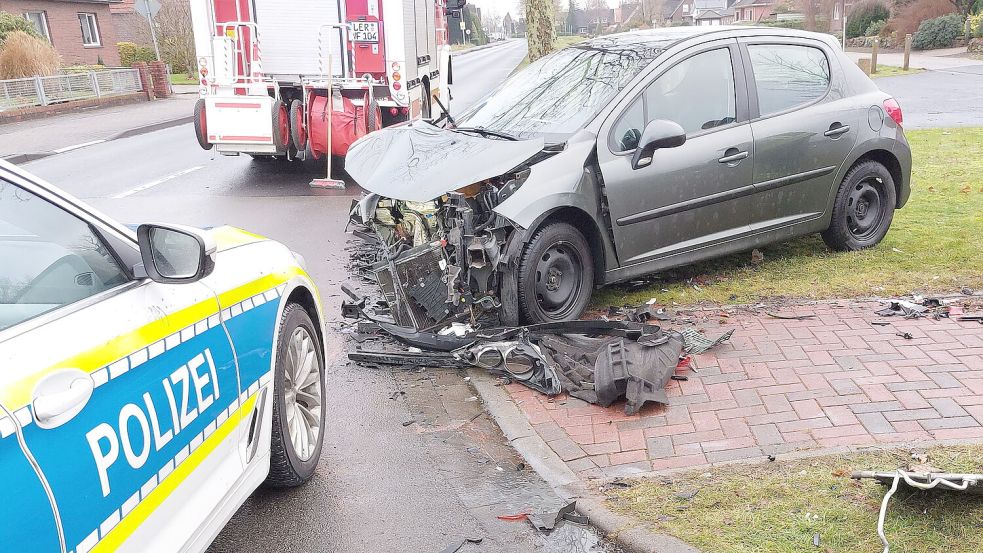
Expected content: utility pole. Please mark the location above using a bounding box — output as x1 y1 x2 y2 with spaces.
142 0 162 61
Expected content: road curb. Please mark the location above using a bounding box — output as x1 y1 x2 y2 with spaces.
450 39 513 58
468 369 700 553
2 115 193 165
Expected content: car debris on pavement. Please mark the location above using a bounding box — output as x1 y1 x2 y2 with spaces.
852 470 983 553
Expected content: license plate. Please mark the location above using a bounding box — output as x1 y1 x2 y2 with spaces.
350 21 379 43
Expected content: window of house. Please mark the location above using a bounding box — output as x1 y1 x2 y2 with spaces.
747 44 830 116
23 12 50 42
78 13 101 47
683 4 691 13
833 3 841 20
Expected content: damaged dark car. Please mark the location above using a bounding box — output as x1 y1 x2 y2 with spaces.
346 26 912 331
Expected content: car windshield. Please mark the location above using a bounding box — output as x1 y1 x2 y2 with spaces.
455 38 667 143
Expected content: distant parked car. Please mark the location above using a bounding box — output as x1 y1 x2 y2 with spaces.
346 26 912 328
0 160 326 552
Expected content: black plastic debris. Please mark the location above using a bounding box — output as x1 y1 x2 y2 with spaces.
527 501 588 533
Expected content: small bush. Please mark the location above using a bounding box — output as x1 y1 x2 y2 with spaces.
117 41 156 67
0 11 40 48
866 19 888 35
912 13 965 49
969 14 983 38
847 1 891 38
0 31 59 78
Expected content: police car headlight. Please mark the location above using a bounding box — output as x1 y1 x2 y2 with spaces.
291 251 308 271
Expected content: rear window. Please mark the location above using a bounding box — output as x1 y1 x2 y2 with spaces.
747 44 830 117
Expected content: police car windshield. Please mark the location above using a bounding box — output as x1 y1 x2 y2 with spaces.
454 38 667 143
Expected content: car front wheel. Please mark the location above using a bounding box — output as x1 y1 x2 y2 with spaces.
517 222 594 324
822 160 897 251
265 303 325 487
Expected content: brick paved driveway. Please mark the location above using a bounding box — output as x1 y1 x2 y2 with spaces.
504 301 983 479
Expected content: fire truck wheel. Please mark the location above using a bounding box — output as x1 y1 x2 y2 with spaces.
271 100 290 154
367 99 380 132
194 99 212 151
289 99 307 151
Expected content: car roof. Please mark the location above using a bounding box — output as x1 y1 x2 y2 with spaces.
575 25 837 55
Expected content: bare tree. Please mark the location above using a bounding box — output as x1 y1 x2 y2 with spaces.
137 0 195 74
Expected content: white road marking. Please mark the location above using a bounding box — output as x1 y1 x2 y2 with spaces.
52 139 106 153
112 165 204 199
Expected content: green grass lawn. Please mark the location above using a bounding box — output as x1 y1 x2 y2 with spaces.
606 444 983 553
169 73 197 85
592 127 983 308
871 64 925 78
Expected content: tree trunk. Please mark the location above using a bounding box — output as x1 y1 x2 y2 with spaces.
526 0 556 62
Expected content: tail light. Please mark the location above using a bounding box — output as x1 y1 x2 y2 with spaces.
883 98 903 126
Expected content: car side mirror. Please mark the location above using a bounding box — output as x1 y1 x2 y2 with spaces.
631 119 686 170
135 224 216 284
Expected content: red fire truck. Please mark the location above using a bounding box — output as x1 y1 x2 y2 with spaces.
189 0 462 160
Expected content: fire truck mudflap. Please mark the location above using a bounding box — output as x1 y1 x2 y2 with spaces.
205 96 280 154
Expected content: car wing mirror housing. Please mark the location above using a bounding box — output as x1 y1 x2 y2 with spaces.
135 224 216 284
631 119 686 170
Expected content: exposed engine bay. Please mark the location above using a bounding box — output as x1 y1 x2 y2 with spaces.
348 166 533 331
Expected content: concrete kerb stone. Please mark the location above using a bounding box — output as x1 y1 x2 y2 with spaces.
450 39 512 58
468 369 700 553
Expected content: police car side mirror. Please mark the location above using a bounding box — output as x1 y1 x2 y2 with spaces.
135 224 216 284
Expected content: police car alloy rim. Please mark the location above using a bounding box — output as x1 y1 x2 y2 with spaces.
284 326 322 461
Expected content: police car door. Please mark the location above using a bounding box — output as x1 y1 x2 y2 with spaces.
0 172 243 552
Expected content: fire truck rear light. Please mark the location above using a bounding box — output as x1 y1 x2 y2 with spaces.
391 62 400 71
393 81 401 91
883 98 903 126
402 107 409 114
200 79 207 86
392 71 401 81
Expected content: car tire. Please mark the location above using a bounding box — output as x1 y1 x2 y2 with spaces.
271 100 290 155
821 160 897 251
289 99 307 152
193 99 212 150
265 303 325 487
517 222 594 324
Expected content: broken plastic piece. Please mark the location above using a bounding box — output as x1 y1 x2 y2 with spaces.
527 501 586 533
680 328 734 354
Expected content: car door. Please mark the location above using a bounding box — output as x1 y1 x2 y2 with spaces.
0 173 243 553
1 401 62 552
597 39 754 266
740 37 859 230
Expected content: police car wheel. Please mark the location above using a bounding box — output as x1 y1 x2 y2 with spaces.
266 303 325 487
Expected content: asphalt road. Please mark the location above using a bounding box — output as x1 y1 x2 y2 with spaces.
875 65 983 129
21 39 620 553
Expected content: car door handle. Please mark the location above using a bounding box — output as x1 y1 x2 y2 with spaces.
32 369 94 428
718 149 749 164
824 124 851 138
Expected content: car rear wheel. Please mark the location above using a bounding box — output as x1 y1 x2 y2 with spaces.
266 303 325 487
517 222 594 324
822 160 896 251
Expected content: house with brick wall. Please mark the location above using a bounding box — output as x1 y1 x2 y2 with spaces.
0 0 121 66
731 0 777 23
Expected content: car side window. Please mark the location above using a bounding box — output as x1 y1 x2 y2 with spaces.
644 48 736 136
610 47 736 153
746 44 830 117
0 180 129 331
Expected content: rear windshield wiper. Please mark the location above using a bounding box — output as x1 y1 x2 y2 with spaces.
451 126 519 141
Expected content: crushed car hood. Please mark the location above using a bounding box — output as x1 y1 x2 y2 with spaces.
345 122 545 202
